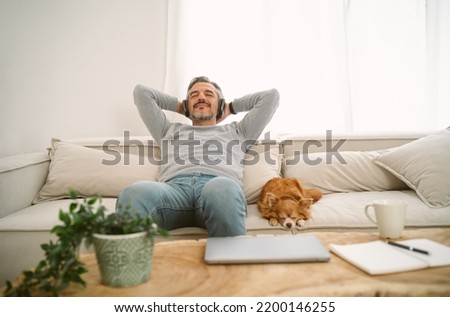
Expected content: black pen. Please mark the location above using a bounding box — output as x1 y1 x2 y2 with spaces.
387 241 430 255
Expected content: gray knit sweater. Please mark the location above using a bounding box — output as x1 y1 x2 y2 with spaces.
133 85 279 185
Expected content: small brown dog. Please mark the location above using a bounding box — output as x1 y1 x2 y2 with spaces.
257 178 322 230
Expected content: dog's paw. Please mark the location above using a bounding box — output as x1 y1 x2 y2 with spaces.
296 219 306 227
269 218 279 227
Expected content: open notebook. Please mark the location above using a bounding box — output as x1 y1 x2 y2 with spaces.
329 238 450 275
204 234 330 264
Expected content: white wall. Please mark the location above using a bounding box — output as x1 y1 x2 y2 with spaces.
0 0 168 157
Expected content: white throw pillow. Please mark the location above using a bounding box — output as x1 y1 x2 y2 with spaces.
283 150 408 194
33 139 160 203
373 128 450 208
243 148 281 204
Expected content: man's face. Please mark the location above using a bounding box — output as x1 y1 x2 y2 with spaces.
188 82 219 122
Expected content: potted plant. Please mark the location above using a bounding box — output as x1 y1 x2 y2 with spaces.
3 189 168 296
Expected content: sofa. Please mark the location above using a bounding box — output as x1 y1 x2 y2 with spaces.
1 128 450 286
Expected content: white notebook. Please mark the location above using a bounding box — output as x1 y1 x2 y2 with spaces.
329 238 450 275
204 234 330 264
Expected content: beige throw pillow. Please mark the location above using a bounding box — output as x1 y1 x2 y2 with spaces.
243 148 281 204
33 139 160 203
373 128 450 208
283 150 408 194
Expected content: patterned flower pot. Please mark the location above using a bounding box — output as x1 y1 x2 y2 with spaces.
93 232 154 287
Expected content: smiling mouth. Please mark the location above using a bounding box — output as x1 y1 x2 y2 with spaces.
194 102 210 109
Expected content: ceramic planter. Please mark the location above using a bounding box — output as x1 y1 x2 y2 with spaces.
92 231 154 287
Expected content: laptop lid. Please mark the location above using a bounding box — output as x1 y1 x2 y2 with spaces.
204 234 330 264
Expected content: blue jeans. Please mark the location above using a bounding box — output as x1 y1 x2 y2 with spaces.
116 173 247 237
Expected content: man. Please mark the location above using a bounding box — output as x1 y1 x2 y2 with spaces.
117 76 279 237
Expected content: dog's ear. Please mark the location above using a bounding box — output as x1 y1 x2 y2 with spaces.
298 197 313 208
265 192 279 207
291 178 307 196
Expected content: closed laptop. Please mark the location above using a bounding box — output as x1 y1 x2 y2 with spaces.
204 234 330 264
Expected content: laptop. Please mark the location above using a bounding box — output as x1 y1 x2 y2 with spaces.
204 234 330 264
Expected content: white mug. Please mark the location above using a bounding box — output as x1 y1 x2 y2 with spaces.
364 199 407 239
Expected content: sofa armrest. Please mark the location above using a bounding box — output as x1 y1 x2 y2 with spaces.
0 152 49 217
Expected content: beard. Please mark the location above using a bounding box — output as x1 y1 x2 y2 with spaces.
191 103 216 121
191 111 216 121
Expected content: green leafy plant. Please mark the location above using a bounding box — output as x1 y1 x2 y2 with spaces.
3 189 168 296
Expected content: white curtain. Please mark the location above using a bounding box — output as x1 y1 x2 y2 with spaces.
164 0 450 136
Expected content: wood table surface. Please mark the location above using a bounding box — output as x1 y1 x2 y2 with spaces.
62 228 450 297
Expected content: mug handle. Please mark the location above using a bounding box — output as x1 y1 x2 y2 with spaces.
364 204 377 224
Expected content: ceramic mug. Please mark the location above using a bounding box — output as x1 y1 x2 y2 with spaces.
364 199 407 239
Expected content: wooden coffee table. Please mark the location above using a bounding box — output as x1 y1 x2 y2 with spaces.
63 228 450 296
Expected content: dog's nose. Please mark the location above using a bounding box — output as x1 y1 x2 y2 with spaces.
286 222 292 229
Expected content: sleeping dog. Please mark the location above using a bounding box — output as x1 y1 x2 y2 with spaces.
257 177 322 230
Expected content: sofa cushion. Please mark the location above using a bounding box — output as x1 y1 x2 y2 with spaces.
245 190 450 233
34 138 281 204
33 139 160 203
243 148 281 204
282 150 408 194
373 128 450 208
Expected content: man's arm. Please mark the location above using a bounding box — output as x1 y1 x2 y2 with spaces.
133 85 181 144
231 89 280 140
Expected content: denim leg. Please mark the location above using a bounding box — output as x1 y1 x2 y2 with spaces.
116 180 202 230
199 176 247 237
117 174 247 236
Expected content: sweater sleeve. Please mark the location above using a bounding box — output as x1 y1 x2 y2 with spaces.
232 88 280 140
133 85 179 144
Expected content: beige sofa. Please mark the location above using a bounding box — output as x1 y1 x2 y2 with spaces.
1 129 450 285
